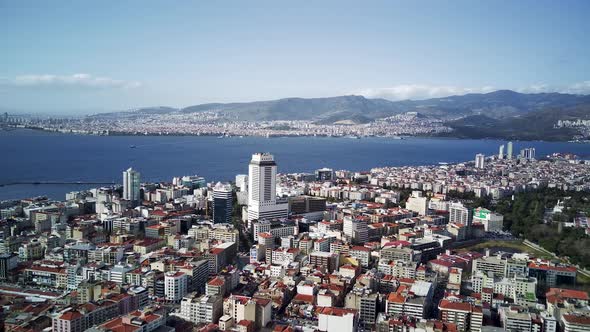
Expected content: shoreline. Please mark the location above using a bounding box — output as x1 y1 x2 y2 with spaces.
3 126 589 143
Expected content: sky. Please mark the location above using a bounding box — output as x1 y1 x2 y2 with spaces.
1 1 589 114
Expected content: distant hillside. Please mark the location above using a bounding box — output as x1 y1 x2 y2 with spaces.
87 90 590 140
91 90 590 123
388 90 590 119
179 95 406 122
443 104 590 141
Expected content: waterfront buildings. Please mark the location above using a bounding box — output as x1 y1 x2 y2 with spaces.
315 168 335 181
520 147 536 160
507 141 514 160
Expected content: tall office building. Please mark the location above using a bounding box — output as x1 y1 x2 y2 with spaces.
498 144 505 159
315 168 335 181
520 148 536 160
247 153 288 224
123 167 141 205
507 141 513 160
475 154 485 169
213 182 232 224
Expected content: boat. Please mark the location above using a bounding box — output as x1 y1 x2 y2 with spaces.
129 145 137 149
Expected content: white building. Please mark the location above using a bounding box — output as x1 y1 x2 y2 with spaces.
164 271 188 302
562 314 590 332
123 167 141 204
520 148 536 160
235 174 248 192
406 191 429 216
473 208 504 232
507 141 513 160
475 154 485 169
178 293 223 324
343 216 368 244
252 220 296 242
317 307 359 332
449 202 473 227
247 153 288 224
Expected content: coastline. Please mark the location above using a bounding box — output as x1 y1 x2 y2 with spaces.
3 125 589 143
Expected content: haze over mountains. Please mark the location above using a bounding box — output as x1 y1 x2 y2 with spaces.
91 90 590 140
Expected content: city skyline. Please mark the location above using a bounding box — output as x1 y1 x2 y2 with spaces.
1 1 589 113
2 2 590 331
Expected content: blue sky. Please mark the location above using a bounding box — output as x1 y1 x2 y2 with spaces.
1 1 589 114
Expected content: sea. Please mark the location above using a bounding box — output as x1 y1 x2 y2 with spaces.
1 129 589 201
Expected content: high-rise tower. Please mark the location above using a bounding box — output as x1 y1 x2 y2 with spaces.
123 167 141 205
247 153 288 224
507 142 513 160
213 182 232 224
498 144 505 159
475 154 485 169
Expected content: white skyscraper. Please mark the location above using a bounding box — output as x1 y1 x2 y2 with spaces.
498 144 505 159
520 147 536 160
507 141 513 160
475 154 485 169
247 153 288 224
123 167 141 204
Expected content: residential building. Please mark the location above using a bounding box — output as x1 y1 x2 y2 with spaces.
439 299 483 332
164 271 188 303
317 307 359 332
177 293 223 324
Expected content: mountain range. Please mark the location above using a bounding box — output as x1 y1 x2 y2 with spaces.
91 90 590 140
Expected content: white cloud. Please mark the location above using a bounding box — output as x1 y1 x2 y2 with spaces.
516 84 551 94
0 73 141 89
356 81 590 101
355 84 496 101
562 81 590 95
516 81 590 95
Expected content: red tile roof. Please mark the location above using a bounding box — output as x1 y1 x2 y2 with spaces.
208 277 225 287
438 299 472 312
546 288 589 304
59 310 83 321
293 294 314 304
562 314 590 325
317 306 357 316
